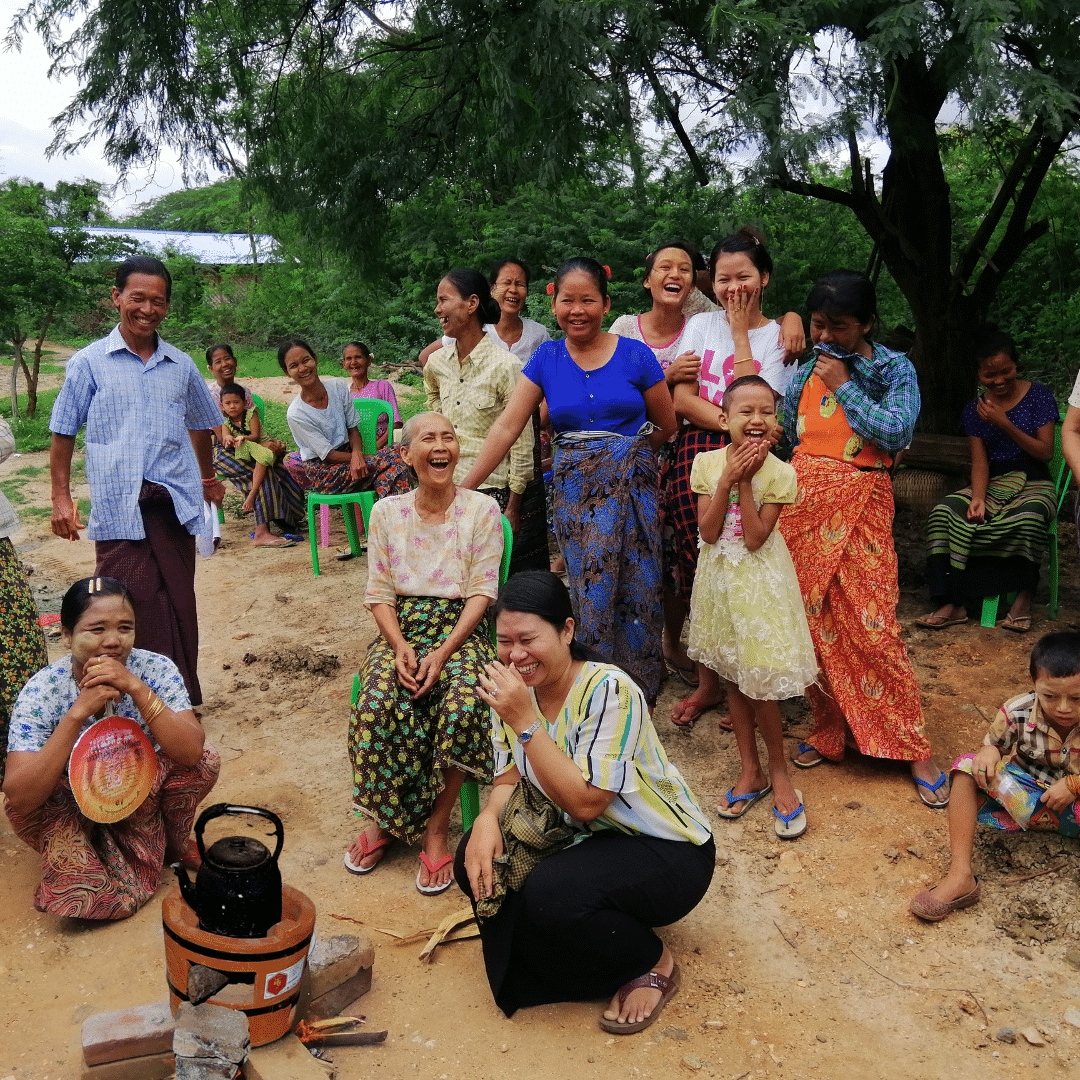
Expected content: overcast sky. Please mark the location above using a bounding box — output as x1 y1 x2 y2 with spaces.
0 0 195 215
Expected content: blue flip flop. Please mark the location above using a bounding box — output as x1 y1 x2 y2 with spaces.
793 741 827 769
716 784 772 819
773 790 807 839
914 770 950 808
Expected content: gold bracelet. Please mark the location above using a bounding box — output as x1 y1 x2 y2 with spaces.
142 693 166 724
734 357 754 365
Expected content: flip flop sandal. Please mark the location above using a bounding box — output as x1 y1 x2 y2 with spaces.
416 851 455 895
343 831 391 875
792 741 827 769
773 790 807 839
716 784 773 819
599 963 681 1035
914 614 968 629
664 658 700 689
914 770 950 808
1000 615 1032 633
909 880 981 922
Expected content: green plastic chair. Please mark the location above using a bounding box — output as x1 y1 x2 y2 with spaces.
306 399 394 576
980 417 1072 626
216 392 266 524
350 514 513 833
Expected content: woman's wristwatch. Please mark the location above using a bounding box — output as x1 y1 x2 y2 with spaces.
518 719 544 744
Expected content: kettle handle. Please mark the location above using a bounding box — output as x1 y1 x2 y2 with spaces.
194 803 285 863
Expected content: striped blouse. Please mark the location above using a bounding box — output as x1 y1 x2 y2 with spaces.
493 662 712 845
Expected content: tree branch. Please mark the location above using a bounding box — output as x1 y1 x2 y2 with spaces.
642 58 709 186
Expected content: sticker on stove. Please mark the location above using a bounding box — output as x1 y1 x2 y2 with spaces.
264 956 305 998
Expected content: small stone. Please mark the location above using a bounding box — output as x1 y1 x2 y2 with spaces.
1014 946 1033 960
727 982 746 995
682 1055 703 1071
499 1044 508 1053
222 663 231 670
835 909 848 921
1064 948 1080 971
260 682 270 692
892 938 907 950
815 1034 827 1043
714 850 730 867
882 848 900 860
704 1020 726 1029
1035 1020 1059 1039
844 800 861 809
778 851 802 873
1063 1006 1080 1030
906 846 923 859
1022 1028 1046 1047
996 1027 1017 1044
661 1027 689 1041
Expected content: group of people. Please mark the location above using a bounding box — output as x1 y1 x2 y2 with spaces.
1 245 1078 1040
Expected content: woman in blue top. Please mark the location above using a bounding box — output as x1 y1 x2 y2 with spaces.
461 258 677 702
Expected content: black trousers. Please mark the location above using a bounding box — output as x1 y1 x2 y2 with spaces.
455 828 715 1016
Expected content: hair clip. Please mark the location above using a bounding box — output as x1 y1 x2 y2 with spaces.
602 265 611 278
546 282 555 295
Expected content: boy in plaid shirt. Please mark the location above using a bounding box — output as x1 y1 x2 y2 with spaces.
910 631 1080 922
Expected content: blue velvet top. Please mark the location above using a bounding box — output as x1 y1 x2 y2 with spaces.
522 336 664 436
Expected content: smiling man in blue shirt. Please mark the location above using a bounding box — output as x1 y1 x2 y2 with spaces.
48 256 224 705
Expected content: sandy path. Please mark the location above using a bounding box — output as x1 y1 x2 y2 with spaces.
0 453 1078 1080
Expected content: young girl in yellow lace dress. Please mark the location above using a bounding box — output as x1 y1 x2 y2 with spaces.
687 375 817 838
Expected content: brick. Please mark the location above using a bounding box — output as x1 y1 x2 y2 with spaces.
305 933 374 1000
81 1051 174 1080
243 1034 335 1080
82 1002 175 1067
305 966 373 1021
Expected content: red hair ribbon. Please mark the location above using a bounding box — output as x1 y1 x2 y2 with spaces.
602 264 611 278
546 282 555 295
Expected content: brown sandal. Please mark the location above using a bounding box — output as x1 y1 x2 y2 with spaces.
599 964 680 1035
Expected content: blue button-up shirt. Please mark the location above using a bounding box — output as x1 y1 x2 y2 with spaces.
50 326 223 540
783 341 921 454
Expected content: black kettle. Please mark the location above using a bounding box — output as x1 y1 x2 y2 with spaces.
174 803 284 938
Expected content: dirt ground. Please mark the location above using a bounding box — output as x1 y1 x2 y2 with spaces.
2 371 1079 1079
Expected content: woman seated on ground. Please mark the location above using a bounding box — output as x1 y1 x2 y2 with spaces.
3 577 219 920
205 343 305 548
458 571 713 1032
345 412 504 895
918 328 1059 633
278 337 413 500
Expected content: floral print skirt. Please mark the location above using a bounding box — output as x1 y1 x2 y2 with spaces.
349 597 495 844
0 538 49 786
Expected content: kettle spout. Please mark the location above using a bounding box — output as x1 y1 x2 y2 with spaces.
173 862 198 911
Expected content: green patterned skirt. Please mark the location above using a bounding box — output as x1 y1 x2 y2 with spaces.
1 538 49 786
348 596 495 844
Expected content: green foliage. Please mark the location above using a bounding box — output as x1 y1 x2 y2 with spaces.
0 388 65 451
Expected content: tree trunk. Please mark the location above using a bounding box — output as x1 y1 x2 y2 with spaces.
26 309 56 419
8 357 18 420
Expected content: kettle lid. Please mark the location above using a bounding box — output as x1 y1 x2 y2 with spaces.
205 835 270 870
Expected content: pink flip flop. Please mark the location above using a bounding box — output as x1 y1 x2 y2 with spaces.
343 830 391 875
416 851 454 895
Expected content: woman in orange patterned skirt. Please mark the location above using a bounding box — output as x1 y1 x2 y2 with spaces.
778 271 949 807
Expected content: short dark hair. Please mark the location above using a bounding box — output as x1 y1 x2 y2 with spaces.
973 325 1019 368
205 342 235 368
341 341 371 359
1029 631 1080 680
60 576 135 633
219 382 246 402
709 227 773 279
277 337 317 374
494 571 606 664
806 269 877 325
115 256 172 300
644 240 703 276
552 257 609 300
442 269 502 326
722 374 775 411
489 259 531 287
